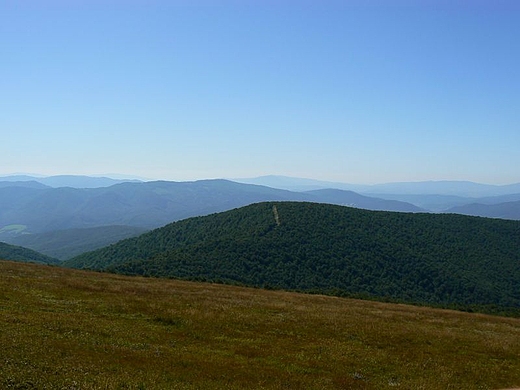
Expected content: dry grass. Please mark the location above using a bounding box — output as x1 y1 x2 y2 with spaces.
1 260 520 389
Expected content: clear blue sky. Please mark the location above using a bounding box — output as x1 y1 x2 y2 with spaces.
1 1 519 184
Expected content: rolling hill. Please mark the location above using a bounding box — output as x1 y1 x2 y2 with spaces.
65 202 520 315
0 242 59 265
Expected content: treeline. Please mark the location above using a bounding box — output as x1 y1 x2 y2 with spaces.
65 202 520 315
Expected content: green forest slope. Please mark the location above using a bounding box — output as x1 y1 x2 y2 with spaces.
0 241 60 265
65 202 520 315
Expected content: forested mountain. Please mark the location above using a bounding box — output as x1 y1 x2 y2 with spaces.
0 242 59 265
65 202 520 315
3 225 148 260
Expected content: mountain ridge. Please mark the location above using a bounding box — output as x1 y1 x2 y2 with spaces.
234 175 520 197
0 179 421 235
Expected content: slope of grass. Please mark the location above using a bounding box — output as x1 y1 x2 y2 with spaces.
1 260 520 389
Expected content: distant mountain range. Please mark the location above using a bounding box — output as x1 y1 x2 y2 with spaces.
0 174 141 188
0 179 420 234
236 175 520 216
446 200 520 220
0 178 420 258
234 175 520 197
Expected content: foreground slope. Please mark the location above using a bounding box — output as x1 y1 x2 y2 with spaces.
66 202 520 314
2 260 520 389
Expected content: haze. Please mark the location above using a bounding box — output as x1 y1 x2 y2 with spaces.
1 1 519 185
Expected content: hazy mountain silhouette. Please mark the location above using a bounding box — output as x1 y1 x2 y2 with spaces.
446 200 520 220
0 175 140 188
0 179 421 236
304 189 422 212
236 175 520 198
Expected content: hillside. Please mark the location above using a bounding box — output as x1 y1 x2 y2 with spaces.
66 202 520 315
0 242 59 265
3 225 148 260
2 260 520 389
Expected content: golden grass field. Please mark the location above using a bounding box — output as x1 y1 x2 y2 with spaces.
1 260 519 389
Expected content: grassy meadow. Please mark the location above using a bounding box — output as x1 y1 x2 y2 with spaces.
1 260 520 389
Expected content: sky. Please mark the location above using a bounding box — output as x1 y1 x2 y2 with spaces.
1 1 519 185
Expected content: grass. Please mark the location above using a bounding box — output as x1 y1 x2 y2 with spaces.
1 260 520 389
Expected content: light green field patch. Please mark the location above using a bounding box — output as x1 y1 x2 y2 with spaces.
0 225 28 234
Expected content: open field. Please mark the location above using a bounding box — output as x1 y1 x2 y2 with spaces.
1 260 520 389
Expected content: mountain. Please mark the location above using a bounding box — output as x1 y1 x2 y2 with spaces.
469 193 520 205
65 202 520 315
0 179 419 236
305 189 423 212
361 193 474 212
233 175 370 192
0 174 141 188
2 225 149 260
236 176 520 198
446 200 520 220
0 242 59 265
365 180 520 197
0 180 50 189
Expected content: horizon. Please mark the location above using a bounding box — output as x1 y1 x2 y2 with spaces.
2 1 519 185
1 172 520 187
